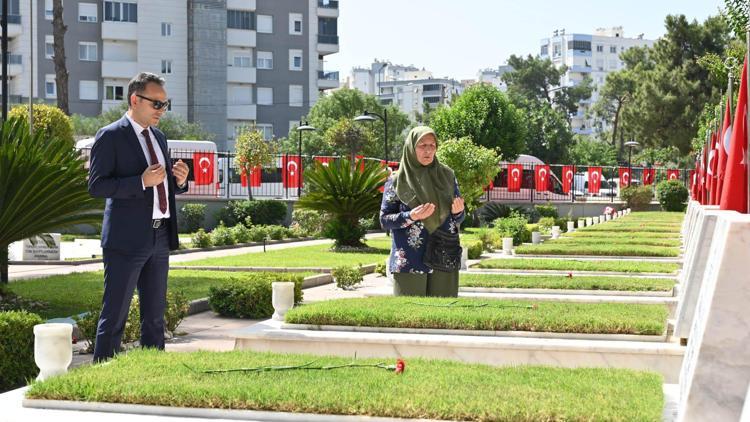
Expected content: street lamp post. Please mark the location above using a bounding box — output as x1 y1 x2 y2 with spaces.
624 140 639 186
354 109 388 163
296 120 316 198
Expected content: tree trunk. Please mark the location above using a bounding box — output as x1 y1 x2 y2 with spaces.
52 0 69 115
611 100 623 147
1 244 8 284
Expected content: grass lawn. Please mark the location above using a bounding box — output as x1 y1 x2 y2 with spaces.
26 349 664 421
460 273 675 292
567 231 679 239
285 297 668 335
515 243 680 257
473 258 680 273
581 225 680 233
8 270 311 319
182 238 391 268
549 237 681 247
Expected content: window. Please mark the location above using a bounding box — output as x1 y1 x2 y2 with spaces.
229 85 252 105
105 85 124 100
289 85 303 107
553 43 561 57
78 42 97 61
79 80 98 100
289 49 303 71
540 45 548 56
257 87 273 105
104 1 137 23
257 51 273 69
256 124 273 140
45 75 56 98
233 55 251 68
567 40 591 51
161 59 172 74
257 14 273 33
609 45 617 53
161 22 172 36
595 44 603 53
44 0 53 20
289 13 302 35
45 35 54 59
227 10 255 30
78 3 97 22
595 58 604 71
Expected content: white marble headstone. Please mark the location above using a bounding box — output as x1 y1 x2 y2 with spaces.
677 212 750 422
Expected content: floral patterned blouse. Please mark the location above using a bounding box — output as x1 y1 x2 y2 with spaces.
379 175 465 274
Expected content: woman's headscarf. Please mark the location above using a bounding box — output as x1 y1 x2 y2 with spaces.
394 126 455 233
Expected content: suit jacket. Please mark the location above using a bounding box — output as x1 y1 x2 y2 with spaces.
88 115 187 251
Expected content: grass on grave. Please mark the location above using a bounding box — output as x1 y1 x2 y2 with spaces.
515 243 680 257
181 238 391 268
580 225 680 233
26 349 665 422
8 270 313 319
285 297 668 335
567 231 679 239
460 273 676 292
547 236 681 247
473 258 680 273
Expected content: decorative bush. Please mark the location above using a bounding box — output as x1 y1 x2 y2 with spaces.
290 208 328 237
230 224 252 244
10 104 74 145
478 203 511 226
208 273 304 319
323 218 367 248
0 310 43 392
216 200 288 228
511 206 540 223
493 215 531 245
248 225 270 242
375 262 387 277
164 290 190 334
467 240 483 259
210 223 235 246
191 228 212 248
332 265 364 290
475 228 501 251
265 225 290 241
656 180 688 212
179 203 206 234
535 205 559 219
537 217 556 234
554 217 570 228
620 186 654 211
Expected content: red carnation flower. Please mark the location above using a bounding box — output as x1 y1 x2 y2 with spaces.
395 359 406 374
567 272 573 278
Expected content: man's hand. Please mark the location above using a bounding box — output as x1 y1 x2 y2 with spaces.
409 203 436 221
172 159 189 187
142 164 166 187
451 197 465 214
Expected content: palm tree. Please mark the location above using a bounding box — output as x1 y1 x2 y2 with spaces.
0 117 102 283
297 158 387 248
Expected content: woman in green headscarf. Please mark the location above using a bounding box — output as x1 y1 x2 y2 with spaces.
379 126 465 297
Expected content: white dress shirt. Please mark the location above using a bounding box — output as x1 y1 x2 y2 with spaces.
125 113 170 219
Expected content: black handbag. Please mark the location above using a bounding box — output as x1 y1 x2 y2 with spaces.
423 229 462 272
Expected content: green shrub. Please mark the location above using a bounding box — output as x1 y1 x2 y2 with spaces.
210 223 235 246
332 265 364 290
208 273 304 319
375 262 387 276
165 290 190 334
290 209 327 237
10 104 74 145
215 200 287 228
467 240 483 259
179 203 206 233
554 217 570 228
621 186 654 211
358 214 379 231
511 206 540 223
323 218 366 249
214 206 237 227
537 217 556 234
0 285 47 313
72 304 100 353
656 180 688 212
230 224 252 244
248 225 270 242
493 215 531 246
0 311 44 392
535 205 559 219
191 228 212 248
475 228 501 251
265 225 290 240
478 203 511 226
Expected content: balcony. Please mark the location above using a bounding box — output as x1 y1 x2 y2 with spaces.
317 70 338 89
317 1 338 18
4 15 21 38
1 54 22 77
227 0 255 10
102 60 138 79
227 66 256 84
227 28 256 48
227 104 256 120
317 34 339 55
102 21 137 41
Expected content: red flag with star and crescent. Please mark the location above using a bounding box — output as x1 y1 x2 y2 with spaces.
562 165 575 194
643 168 655 186
720 55 748 213
588 167 602 194
282 155 303 188
192 152 214 185
507 164 523 192
716 96 733 203
618 167 631 188
535 165 550 192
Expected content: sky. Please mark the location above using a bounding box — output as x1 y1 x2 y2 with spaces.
325 0 724 81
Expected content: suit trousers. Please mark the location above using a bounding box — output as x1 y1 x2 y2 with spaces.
93 224 170 362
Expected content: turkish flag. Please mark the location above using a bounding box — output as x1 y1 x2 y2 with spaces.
314 156 335 167
699 148 707 204
588 166 602 194
534 165 550 192
240 166 262 187
507 164 523 192
667 169 680 182
283 155 302 188
707 131 720 204
689 170 696 193
192 152 214 185
618 167 631 188
720 56 748 213
562 165 575 193
716 96 733 203
355 155 366 172
643 168 655 186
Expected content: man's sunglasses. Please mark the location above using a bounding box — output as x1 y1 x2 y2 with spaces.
135 94 171 110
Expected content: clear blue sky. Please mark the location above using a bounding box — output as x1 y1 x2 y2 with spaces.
326 0 724 81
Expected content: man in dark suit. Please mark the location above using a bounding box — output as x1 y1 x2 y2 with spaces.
88 72 190 362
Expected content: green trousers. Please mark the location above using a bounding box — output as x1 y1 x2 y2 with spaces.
393 270 459 297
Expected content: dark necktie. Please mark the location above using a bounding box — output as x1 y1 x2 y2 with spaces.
142 128 168 214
